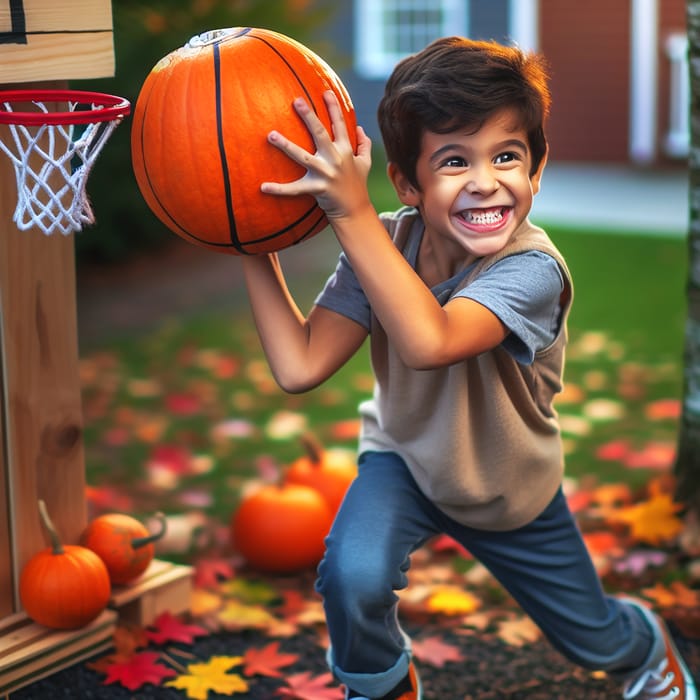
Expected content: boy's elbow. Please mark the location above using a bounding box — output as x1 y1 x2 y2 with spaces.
275 375 313 395
272 368 322 394
397 343 447 371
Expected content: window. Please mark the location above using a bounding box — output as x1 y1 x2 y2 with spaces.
354 0 468 79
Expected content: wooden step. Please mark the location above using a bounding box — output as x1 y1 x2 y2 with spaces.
0 609 117 698
109 558 193 626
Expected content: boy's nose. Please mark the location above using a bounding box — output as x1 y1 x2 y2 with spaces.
465 166 499 195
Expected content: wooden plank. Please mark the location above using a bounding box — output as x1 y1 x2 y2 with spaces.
0 0 115 83
0 34 115 83
0 610 116 696
0 0 113 33
0 80 88 591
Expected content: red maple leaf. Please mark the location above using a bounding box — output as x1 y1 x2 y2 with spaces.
194 557 236 589
243 641 299 678
278 590 308 618
275 671 344 699
411 635 465 668
430 534 472 558
102 651 177 690
165 392 202 415
145 611 208 645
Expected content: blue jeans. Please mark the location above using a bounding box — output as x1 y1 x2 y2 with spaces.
315 451 655 698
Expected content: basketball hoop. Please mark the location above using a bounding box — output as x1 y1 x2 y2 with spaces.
0 89 130 236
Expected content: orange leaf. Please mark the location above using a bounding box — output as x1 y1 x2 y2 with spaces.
243 642 299 678
642 582 700 609
612 493 684 545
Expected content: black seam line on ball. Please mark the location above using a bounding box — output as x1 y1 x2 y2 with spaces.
214 41 245 254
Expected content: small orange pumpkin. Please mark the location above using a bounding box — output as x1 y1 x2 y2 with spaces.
80 512 167 585
131 26 357 255
284 433 357 516
231 483 333 574
20 500 111 629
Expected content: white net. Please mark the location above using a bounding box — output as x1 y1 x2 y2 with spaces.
0 99 123 236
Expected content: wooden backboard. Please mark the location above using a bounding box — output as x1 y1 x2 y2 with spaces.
0 0 114 83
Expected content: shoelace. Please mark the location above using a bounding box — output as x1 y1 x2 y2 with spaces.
622 657 680 699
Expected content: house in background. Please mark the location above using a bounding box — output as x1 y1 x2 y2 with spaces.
323 0 687 167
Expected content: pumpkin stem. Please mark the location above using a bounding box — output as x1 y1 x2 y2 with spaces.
37 499 64 555
299 431 323 467
131 512 167 550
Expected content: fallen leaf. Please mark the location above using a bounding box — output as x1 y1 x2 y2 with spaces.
194 558 236 589
430 534 472 558
496 615 542 647
266 410 308 439
146 612 208 645
425 587 480 616
243 641 299 678
623 442 676 470
645 399 681 420
217 600 280 631
190 589 223 618
583 398 625 421
102 651 177 691
275 671 344 699
612 493 684 545
165 656 248 699
412 635 465 667
612 549 667 577
641 581 700 609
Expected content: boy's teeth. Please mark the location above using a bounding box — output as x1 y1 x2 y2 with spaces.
465 208 503 224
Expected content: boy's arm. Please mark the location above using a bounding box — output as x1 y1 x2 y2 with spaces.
262 93 507 370
242 253 368 393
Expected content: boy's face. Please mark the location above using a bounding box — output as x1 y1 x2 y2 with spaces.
391 107 546 260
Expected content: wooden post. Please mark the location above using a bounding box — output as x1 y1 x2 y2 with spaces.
0 82 88 615
0 80 121 697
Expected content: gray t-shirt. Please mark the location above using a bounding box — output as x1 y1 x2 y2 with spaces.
315 221 564 365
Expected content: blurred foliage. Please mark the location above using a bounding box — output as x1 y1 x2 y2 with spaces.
73 0 339 264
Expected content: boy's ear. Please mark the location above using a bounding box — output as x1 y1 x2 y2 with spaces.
530 146 548 196
387 162 421 206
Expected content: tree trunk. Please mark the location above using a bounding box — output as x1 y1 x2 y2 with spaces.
676 0 700 510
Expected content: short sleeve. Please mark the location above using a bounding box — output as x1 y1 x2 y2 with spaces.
314 252 372 330
455 251 564 364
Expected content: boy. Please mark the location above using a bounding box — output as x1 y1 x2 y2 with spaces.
241 37 697 700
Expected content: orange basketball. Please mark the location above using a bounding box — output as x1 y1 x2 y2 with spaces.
130 27 357 255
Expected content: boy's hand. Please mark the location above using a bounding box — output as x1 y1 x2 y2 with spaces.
261 91 373 222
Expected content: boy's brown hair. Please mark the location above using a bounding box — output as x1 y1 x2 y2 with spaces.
377 37 551 189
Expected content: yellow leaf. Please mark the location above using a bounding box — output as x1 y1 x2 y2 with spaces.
217 600 279 631
190 589 222 618
613 493 684 545
165 656 248 699
496 615 542 647
426 587 480 616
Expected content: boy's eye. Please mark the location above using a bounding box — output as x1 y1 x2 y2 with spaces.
442 156 467 168
494 152 518 164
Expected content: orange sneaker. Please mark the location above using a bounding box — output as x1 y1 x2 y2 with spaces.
346 662 422 700
622 599 697 699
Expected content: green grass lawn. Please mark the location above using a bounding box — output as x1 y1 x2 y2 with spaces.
79 171 689 560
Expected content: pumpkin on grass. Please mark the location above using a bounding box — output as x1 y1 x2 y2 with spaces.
20 500 111 630
80 511 167 585
284 433 357 516
231 483 333 574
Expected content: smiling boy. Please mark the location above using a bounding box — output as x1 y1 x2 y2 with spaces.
241 37 697 700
